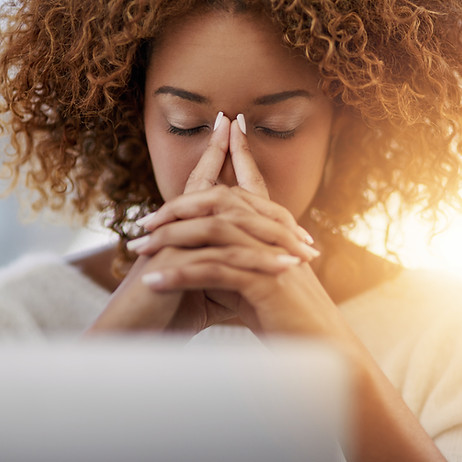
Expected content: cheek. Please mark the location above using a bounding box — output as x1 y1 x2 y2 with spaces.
146 131 208 201
250 123 331 219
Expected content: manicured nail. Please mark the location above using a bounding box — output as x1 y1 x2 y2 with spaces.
136 211 158 227
297 225 314 245
236 113 246 135
301 244 321 260
276 255 301 265
213 111 224 131
142 272 164 286
126 235 150 251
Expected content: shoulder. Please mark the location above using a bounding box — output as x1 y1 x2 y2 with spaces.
340 268 462 332
339 268 462 368
341 269 462 443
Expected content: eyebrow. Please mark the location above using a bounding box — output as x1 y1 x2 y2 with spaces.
253 90 313 105
154 86 210 104
154 86 313 105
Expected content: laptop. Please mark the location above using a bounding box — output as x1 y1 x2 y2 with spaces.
0 336 352 461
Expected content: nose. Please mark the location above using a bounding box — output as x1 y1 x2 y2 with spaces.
216 152 238 187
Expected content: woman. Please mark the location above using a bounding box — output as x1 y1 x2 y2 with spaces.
1 0 462 460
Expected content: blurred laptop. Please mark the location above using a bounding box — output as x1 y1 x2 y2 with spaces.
0 336 352 462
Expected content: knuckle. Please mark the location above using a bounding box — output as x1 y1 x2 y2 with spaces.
224 207 246 225
151 226 167 245
186 170 200 183
187 172 216 189
273 226 292 247
214 137 228 153
155 245 176 262
203 216 227 236
201 264 226 283
211 184 231 199
223 246 242 262
230 185 242 195
241 175 266 191
238 142 252 154
276 206 295 225
169 266 187 285
251 174 267 187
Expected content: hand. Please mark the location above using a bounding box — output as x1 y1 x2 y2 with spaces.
86 115 233 334
88 113 314 334
132 115 325 335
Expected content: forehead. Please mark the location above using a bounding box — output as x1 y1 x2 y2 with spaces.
146 11 322 102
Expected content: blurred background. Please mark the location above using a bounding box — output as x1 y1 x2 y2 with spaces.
0 137 115 266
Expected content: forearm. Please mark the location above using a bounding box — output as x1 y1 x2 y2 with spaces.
85 255 182 334
345 340 446 462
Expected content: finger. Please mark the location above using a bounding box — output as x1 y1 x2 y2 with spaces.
231 187 315 244
137 185 314 248
128 215 269 254
141 261 256 294
141 245 301 278
229 115 269 198
166 291 238 332
128 214 320 262
135 186 317 255
137 185 255 231
141 260 336 336
140 261 271 333
217 209 319 261
183 112 230 193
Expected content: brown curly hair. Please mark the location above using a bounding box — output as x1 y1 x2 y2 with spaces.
1 0 462 268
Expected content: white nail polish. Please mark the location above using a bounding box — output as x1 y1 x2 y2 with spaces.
136 211 158 227
302 244 321 259
236 113 246 135
297 225 314 245
126 235 150 251
277 255 301 265
213 111 224 131
142 272 164 286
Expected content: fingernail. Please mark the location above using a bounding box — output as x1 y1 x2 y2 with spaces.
136 211 158 227
297 225 314 245
213 111 224 131
126 235 150 251
300 244 321 260
276 255 301 265
142 272 164 286
236 113 246 135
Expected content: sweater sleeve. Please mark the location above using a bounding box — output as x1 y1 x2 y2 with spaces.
340 269 462 461
0 253 111 338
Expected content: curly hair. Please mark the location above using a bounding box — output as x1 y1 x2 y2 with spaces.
1 0 462 269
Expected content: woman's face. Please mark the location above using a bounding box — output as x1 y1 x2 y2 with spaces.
143 11 334 222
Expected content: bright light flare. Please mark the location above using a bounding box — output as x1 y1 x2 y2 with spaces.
349 201 462 277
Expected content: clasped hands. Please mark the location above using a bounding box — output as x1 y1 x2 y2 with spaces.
91 113 341 339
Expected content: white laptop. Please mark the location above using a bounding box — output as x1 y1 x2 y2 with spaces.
0 336 352 461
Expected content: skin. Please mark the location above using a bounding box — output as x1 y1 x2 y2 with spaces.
143 12 334 222
86 10 446 462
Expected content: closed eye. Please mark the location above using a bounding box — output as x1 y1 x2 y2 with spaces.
255 126 296 139
167 125 209 136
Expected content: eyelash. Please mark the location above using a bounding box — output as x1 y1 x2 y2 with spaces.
255 127 296 139
167 125 209 137
167 125 296 139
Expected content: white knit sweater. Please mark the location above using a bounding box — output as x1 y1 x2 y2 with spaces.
1 253 461 460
